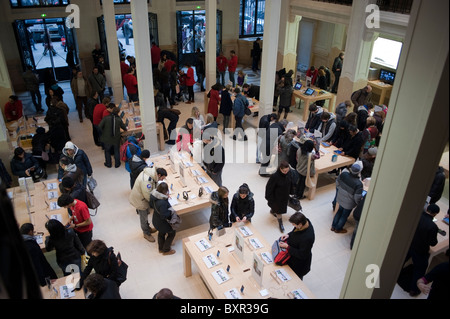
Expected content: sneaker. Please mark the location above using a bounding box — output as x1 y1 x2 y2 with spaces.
144 234 155 242
162 249 176 256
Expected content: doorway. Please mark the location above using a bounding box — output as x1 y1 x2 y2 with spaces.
13 18 79 83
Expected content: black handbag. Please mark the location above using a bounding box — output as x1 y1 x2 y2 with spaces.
85 189 100 216
288 195 302 212
108 251 128 286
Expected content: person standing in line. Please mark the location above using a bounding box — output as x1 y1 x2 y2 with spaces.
123 68 139 102
57 194 93 249
279 212 315 280
149 182 176 256
277 76 294 120
265 161 293 233
403 204 440 297
129 149 150 189
228 50 238 87
98 106 128 168
58 141 93 187
252 37 262 72
92 96 110 148
129 166 168 243
20 223 57 286
351 85 373 113
230 183 255 223
44 219 85 276
207 83 221 122
71 71 92 123
151 42 161 70
331 52 344 93
331 162 364 234
231 88 248 141
22 65 44 113
185 63 196 104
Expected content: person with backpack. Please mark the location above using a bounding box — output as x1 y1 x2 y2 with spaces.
129 166 168 243
129 149 150 189
122 135 142 188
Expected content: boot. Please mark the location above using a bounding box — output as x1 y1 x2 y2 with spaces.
278 218 285 233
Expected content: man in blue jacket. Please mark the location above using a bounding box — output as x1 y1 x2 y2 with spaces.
232 88 248 141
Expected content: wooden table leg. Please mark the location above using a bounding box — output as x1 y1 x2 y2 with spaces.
183 238 192 277
157 123 165 151
379 90 386 106
302 97 309 121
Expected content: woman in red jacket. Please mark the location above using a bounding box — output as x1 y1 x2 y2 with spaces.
207 83 221 121
185 64 196 103
4 95 23 121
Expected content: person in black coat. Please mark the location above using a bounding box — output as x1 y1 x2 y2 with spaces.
45 219 85 276
60 176 87 203
149 183 176 255
219 85 233 134
265 161 292 232
428 166 446 205
0 159 12 188
32 127 50 173
340 125 364 160
20 223 57 287
82 239 122 287
402 204 440 296
230 183 255 223
10 147 41 181
279 212 315 280
260 119 287 176
257 113 278 165
209 186 230 230
129 150 151 189
202 136 225 187
58 142 93 187
84 273 121 299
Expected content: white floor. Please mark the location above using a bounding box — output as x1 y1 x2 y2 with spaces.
18 67 448 300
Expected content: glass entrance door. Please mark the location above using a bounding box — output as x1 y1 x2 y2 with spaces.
13 18 78 83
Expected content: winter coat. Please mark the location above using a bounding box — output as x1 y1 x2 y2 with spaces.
45 229 85 267
409 212 438 255
61 163 85 187
317 113 337 142
10 153 39 178
82 247 122 287
88 72 106 93
58 142 92 180
286 219 315 279
220 89 233 116
357 105 369 132
230 187 255 222
129 155 148 186
150 189 174 234
428 166 446 204
305 106 323 133
129 166 159 211
209 191 230 229
125 136 142 173
22 70 40 91
265 168 292 214
334 102 348 125
207 89 221 118
186 67 196 86
22 234 57 286
278 85 293 107
342 131 365 160
71 76 92 99
98 114 127 146
233 93 248 118
336 171 363 210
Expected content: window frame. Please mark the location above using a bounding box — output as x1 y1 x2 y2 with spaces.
239 0 265 38
9 0 70 9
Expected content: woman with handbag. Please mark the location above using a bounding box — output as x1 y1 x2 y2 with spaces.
295 139 318 200
149 182 176 256
209 186 230 230
279 212 315 280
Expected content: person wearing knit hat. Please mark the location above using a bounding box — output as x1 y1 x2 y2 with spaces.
331 161 364 234
361 147 377 181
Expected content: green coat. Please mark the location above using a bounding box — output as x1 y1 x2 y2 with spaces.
98 114 127 145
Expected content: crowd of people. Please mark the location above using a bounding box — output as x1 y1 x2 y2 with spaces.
2 41 447 301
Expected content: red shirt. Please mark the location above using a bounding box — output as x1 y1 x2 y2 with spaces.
186 67 196 86
102 109 111 118
93 103 107 125
228 55 238 72
216 56 228 72
4 101 23 121
120 61 130 79
207 89 221 118
70 200 93 233
151 44 161 65
306 69 318 85
164 59 176 73
123 73 138 94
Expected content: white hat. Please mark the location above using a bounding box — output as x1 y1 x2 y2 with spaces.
350 161 363 175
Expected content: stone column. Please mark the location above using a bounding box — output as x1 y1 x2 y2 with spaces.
335 0 377 106
341 0 449 298
204 0 217 115
102 0 124 104
259 0 282 117
130 0 158 153
279 10 302 78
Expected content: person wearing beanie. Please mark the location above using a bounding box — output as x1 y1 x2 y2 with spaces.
401 204 440 297
331 161 364 233
361 146 377 180
230 183 255 223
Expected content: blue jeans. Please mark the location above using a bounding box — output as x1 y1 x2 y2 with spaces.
104 143 121 167
229 71 236 87
332 206 353 231
218 72 225 86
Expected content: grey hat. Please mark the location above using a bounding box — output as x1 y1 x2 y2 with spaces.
350 162 363 175
368 147 378 156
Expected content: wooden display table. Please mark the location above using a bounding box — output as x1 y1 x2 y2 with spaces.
306 143 355 200
367 80 393 106
293 87 336 121
40 273 84 299
150 151 219 216
428 202 449 271
182 222 315 299
6 115 48 151
8 178 69 251
119 102 165 151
